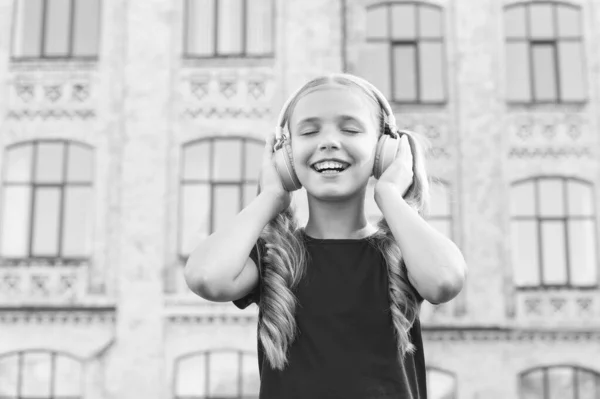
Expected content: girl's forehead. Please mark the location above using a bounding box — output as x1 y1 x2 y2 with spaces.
290 85 375 121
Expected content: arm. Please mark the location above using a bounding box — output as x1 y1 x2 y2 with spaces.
184 191 284 302
374 183 467 304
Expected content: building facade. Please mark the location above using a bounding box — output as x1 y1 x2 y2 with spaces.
0 0 599 398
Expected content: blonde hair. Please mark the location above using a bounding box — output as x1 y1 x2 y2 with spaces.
256 73 431 370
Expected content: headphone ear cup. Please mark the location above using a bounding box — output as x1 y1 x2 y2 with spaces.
373 133 400 179
273 142 302 192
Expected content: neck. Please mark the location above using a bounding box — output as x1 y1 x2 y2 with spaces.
303 191 378 239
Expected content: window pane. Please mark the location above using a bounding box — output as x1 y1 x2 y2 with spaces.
244 141 263 180
511 221 540 286
429 219 451 240
567 181 594 216
419 6 442 38
186 0 215 56
241 354 260 396
391 4 416 40
213 186 240 232
243 183 257 208
54 356 82 396
506 42 531 102
5 144 33 183
511 182 536 217
180 184 210 255
538 179 564 217
429 181 450 217
393 45 416 101
32 187 61 257
549 367 575 399
504 6 527 38
427 369 456 399
247 0 273 55
22 352 52 397
213 140 242 181
521 370 545 399
13 0 44 57
217 0 243 55
66 144 93 183
361 42 391 98
420 42 445 102
0 354 19 397
568 220 597 286
529 3 555 39
175 355 207 397
208 352 239 397
532 44 558 102
62 187 93 257
557 6 581 37
73 0 100 56
1 186 32 258
541 221 567 285
183 142 210 181
35 142 65 184
366 6 388 39
578 369 599 399
558 41 585 102
45 0 72 56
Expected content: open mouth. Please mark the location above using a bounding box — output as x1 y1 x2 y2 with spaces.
311 160 350 175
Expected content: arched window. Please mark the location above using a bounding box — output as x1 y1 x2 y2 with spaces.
363 1 446 103
179 137 263 256
510 177 597 288
427 367 457 399
0 140 94 264
173 349 259 398
11 0 101 59
520 366 600 398
0 350 83 398
184 0 275 58
504 2 585 103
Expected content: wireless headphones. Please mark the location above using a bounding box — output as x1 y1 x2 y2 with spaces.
272 74 404 192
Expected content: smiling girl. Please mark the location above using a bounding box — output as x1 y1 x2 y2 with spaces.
184 73 467 398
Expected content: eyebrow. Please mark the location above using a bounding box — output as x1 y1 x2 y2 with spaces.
296 115 367 126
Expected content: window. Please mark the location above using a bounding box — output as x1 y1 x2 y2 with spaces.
0 141 94 264
510 177 597 288
174 350 259 398
428 178 453 240
184 0 275 58
12 0 101 60
520 366 600 399
504 2 585 103
363 2 446 103
0 350 83 399
179 137 263 257
427 367 457 399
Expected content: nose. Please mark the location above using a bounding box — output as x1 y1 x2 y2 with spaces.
318 126 341 151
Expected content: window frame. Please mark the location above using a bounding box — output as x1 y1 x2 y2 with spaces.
0 140 94 266
182 0 276 59
10 0 101 61
519 365 600 399
173 349 259 399
178 136 263 259
510 176 598 290
365 1 447 105
504 1 586 105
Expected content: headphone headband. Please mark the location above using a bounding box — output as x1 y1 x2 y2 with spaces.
274 74 396 151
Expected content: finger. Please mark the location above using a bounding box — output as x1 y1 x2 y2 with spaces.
263 132 275 159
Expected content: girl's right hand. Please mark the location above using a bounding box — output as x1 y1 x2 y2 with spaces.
258 132 292 215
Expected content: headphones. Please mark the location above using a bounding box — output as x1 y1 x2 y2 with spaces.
272 74 404 192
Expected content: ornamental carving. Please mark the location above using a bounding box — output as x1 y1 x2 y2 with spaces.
515 291 598 323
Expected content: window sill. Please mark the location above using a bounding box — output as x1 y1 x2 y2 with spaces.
9 58 99 72
181 56 276 70
389 101 448 114
506 101 588 113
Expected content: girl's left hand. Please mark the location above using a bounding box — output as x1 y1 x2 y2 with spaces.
374 133 414 197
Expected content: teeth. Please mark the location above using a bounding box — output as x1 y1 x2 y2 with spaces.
313 161 347 171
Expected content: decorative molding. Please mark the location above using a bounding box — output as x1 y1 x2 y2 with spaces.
0 307 116 325
7 109 96 120
507 113 588 143
423 328 600 342
508 146 593 159
167 314 258 325
515 291 598 321
182 107 271 120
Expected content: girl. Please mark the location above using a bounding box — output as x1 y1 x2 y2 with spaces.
184 73 467 398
